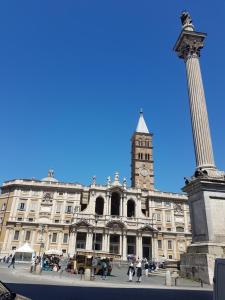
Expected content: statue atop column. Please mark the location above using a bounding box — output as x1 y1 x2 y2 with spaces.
180 11 194 31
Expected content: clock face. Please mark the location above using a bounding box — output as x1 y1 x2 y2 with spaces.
140 167 150 177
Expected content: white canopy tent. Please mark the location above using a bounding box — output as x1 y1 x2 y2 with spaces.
15 243 35 262
45 249 63 256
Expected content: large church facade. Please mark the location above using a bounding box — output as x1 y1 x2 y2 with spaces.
0 113 191 261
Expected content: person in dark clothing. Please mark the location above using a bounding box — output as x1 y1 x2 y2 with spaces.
127 263 135 282
8 255 15 269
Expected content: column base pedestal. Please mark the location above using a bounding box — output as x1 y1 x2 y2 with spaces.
180 243 225 285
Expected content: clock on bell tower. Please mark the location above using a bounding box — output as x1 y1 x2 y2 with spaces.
131 111 154 190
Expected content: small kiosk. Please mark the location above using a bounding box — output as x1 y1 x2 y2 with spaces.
15 243 35 262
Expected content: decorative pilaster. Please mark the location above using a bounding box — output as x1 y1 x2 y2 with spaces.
122 234 127 260
68 231 76 256
3 228 9 251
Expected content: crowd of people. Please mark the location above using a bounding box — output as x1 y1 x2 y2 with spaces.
127 257 159 283
0 254 16 269
2 252 165 284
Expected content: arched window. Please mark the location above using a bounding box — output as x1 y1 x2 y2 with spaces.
95 197 104 215
127 199 135 217
111 192 120 216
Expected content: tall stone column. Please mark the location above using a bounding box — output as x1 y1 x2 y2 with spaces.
174 12 225 285
174 12 216 171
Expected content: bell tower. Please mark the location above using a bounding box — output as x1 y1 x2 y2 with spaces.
131 111 154 190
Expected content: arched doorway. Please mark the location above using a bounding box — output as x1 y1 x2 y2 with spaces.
111 192 120 216
95 197 104 215
127 199 135 217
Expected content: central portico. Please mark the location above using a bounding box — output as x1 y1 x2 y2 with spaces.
69 174 158 260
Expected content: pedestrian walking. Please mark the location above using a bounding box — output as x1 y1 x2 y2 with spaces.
144 261 149 277
59 256 68 277
8 255 15 269
101 260 107 280
91 257 98 276
6 255 11 264
136 260 142 283
127 262 135 282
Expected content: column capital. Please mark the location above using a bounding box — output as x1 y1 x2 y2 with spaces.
174 30 206 61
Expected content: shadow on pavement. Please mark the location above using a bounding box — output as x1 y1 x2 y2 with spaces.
6 283 213 300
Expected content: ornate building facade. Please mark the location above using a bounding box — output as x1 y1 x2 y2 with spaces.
0 113 191 261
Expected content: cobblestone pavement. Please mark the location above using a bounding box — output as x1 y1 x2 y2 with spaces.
0 262 212 291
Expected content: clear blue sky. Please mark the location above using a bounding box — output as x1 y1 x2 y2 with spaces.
0 1 224 193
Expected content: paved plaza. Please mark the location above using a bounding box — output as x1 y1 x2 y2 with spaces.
0 262 213 299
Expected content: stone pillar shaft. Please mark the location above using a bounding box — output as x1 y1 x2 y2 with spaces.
185 55 215 169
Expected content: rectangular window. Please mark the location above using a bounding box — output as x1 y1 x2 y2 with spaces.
165 201 171 207
28 218 34 222
56 203 62 213
109 234 120 254
92 233 102 251
76 232 87 249
18 202 25 211
158 240 162 249
65 206 72 214
74 206 80 213
52 233 57 243
166 214 171 222
156 213 161 222
17 217 23 221
25 231 31 241
14 230 20 240
63 233 68 244
127 235 136 255
168 240 173 250
54 219 60 223
0 217 3 224
30 202 37 212
1 203 6 210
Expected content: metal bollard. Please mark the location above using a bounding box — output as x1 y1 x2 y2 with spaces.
165 270 172 287
200 279 203 288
